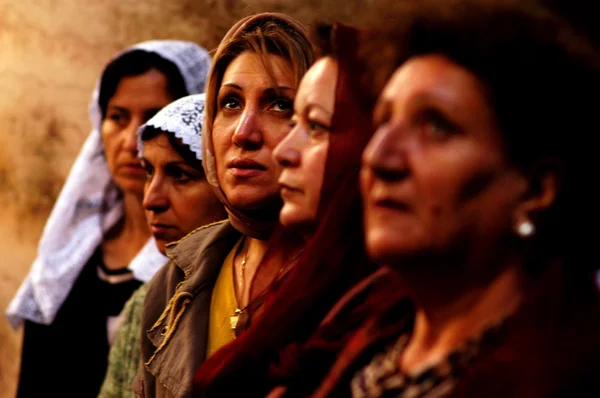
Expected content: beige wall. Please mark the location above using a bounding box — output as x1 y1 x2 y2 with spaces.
0 0 373 395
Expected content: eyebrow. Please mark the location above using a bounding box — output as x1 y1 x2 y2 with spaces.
107 105 163 114
305 103 333 117
221 83 295 93
141 156 192 168
106 105 129 113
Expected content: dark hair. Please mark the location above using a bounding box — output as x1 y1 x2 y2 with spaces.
310 23 336 59
140 127 203 171
540 0 600 51
98 50 188 120
367 0 600 269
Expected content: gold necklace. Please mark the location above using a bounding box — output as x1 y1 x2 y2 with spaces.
240 240 247 287
230 238 249 331
229 246 305 333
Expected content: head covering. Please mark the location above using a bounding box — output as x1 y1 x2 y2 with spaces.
6 40 211 329
138 93 206 161
202 13 312 239
193 23 376 396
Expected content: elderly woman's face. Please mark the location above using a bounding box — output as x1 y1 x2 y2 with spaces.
361 55 527 266
141 133 225 254
212 51 296 211
273 57 338 233
101 69 176 197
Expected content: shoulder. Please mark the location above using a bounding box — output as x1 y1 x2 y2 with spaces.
99 284 149 397
142 219 238 324
166 219 231 253
122 284 148 324
166 219 238 278
166 220 233 269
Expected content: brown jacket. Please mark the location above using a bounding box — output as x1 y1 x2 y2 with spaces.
134 220 240 397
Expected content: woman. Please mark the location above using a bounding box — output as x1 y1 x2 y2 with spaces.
304 1 600 396
98 94 227 397
135 13 313 397
191 23 379 397
7 40 211 397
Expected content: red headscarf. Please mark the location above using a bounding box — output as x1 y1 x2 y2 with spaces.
192 23 377 397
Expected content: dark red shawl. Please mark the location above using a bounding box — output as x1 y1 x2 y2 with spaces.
192 23 377 397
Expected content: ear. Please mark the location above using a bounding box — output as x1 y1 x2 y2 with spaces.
513 158 563 236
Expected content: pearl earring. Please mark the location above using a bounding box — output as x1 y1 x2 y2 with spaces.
517 220 535 238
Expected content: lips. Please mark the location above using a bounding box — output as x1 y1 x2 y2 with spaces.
368 184 412 212
150 223 177 238
371 197 411 212
120 162 145 174
227 157 267 178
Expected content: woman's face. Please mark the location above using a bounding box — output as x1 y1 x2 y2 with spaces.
212 51 296 211
101 69 176 197
273 57 338 233
141 133 226 254
361 55 527 266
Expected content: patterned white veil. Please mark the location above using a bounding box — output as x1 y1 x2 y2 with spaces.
7 41 211 328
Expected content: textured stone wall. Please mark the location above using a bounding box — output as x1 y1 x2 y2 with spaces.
0 0 374 395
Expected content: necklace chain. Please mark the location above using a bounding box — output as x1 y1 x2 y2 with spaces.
240 239 248 287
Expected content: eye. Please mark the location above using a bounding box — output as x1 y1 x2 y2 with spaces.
141 160 154 180
308 120 330 137
420 109 458 139
270 98 293 113
221 96 241 110
166 165 193 183
107 111 129 126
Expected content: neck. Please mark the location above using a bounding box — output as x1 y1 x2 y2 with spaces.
119 191 151 242
236 235 270 307
397 254 526 375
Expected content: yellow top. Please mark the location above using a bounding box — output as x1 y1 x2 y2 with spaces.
206 238 241 358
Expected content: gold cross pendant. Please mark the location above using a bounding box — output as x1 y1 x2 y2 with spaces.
230 308 243 330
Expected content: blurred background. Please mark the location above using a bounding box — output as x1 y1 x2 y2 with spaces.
2 0 596 395
0 0 375 395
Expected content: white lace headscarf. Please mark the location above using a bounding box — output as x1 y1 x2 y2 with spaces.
6 41 212 329
137 93 206 161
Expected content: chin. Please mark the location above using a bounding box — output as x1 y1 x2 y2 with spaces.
226 187 281 211
280 212 313 231
114 177 145 198
278 202 300 225
365 227 415 265
156 241 167 255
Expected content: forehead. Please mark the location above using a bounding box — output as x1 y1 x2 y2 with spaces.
109 69 173 107
221 51 295 89
381 55 487 111
296 57 338 111
143 133 184 160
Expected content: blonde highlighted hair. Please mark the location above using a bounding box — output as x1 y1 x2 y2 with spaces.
202 12 314 238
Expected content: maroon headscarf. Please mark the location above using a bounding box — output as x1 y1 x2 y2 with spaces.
192 23 377 397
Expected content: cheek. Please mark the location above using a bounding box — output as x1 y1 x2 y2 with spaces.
176 185 222 227
211 116 235 156
263 116 295 149
413 149 510 242
304 145 329 201
211 134 231 177
100 121 119 158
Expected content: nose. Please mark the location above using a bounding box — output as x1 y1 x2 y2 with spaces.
233 108 263 150
143 175 169 214
273 125 302 168
123 116 145 154
362 122 410 182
